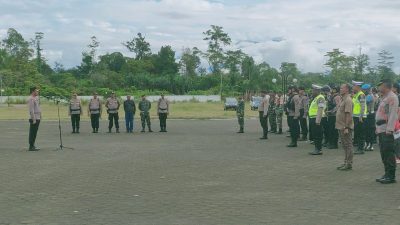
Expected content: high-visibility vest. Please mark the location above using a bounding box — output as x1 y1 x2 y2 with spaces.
308 94 325 118
352 91 367 117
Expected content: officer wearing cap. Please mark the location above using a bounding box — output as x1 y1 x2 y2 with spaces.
139 95 153 132
158 94 169 132
28 86 41 151
352 80 367 154
287 87 301 147
363 83 376 151
106 91 121 133
308 84 327 155
88 92 102 133
326 86 341 149
69 92 82 134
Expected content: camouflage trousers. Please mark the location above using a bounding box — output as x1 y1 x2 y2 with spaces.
276 112 283 130
140 111 151 129
237 115 244 130
269 112 277 132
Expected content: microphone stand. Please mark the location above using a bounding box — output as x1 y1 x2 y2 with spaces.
55 99 74 151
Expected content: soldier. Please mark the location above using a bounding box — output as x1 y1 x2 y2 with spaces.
352 80 367 154
88 92 102 133
28 86 41 151
275 92 284 134
139 95 152 133
363 84 376 151
326 86 341 149
123 95 136 133
236 96 245 133
259 91 270 140
69 92 82 134
298 87 308 141
336 83 354 171
308 85 327 155
105 91 120 133
268 91 277 133
158 94 169 132
375 79 398 184
287 87 301 147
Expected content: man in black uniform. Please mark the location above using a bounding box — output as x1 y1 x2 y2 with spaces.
326 86 341 149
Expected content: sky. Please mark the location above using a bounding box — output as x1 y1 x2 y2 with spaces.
1 0 400 72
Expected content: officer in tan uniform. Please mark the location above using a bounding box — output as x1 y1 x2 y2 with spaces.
158 94 169 132
28 86 41 151
69 92 82 133
105 91 120 133
88 92 102 133
287 87 301 147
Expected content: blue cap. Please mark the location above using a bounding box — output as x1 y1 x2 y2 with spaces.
361 84 371 90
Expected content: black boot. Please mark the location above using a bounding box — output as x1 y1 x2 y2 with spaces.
76 128 80 134
116 128 120 133
95 128 98 133
237 127 244 133
108 128 112 133
92 128 95 133
72 128 76 134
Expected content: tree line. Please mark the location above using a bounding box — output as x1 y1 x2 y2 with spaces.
0 25 398 98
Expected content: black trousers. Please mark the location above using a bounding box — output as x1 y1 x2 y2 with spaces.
289 116 300 144
379 133 396 179
353 117 366 150
310 118 324 150
259 112 268 137
327 116 338 147
365 114 376 144
159 113 168 129
309 117 314 141
29 119 40 147
300 117 308 138
71 114 80 130
108 113 119 129
90 114 100 129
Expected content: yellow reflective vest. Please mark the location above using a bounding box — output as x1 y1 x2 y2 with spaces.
352 91 367 118
309 94 326 118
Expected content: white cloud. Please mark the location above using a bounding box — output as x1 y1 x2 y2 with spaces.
0 0 399 73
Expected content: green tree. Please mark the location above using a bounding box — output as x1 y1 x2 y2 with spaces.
31 32 44 73
179 47 201 77
203 25 231 73
377 50 396 80
153 46 178 75
324 48 354 82
123 33 151 60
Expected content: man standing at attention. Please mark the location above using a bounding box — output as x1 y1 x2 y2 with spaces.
308 85 327 155
352 81 367 155
28 86 41 151
375 79 399 184
259 91 270 140
236 96 245 133
88 92 102 133
158 94 169 132
105 91 120 133
336 83 354 171
139 95 153 133
287 87 301 147
123 95 136 133
69 92 82 134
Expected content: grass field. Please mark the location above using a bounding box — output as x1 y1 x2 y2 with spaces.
0 102 260 120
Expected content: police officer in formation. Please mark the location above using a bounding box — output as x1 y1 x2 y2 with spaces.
105 91 121 133
69 92 82 134
363 84 376 151
123 95 136 133
298 87 308 141
236 96 245 133
352 81 367 154
308 85 327 155
157 94 169 132
88 92 102 133
287 87 301 147
139 95 153 133
326 86 341 149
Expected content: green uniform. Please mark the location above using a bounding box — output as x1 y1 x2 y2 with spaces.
236 99 245 132
269 99 277 133
275 97 284 133
139 99 152 131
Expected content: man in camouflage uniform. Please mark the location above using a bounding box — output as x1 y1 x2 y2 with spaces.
268 91 277 133
236 96 245 133
275 92 284 134
139 95 153 133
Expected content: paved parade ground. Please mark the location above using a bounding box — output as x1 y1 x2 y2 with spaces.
1 119 399 225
